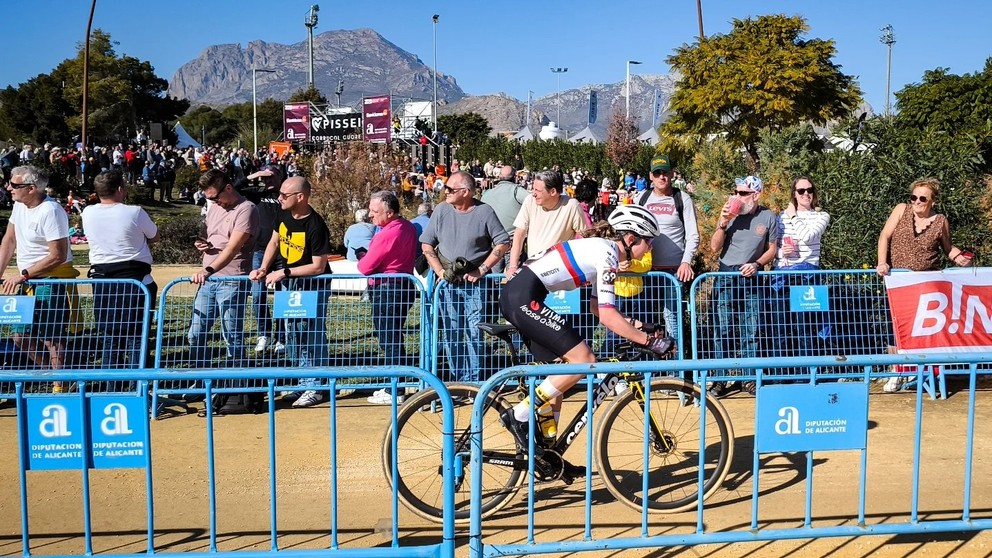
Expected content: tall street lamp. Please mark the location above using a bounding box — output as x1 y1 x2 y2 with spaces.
550 67 568 125
252 67 276 154
305 5 319 88
432 14 439 132
880 25 895 116
626 60 642 120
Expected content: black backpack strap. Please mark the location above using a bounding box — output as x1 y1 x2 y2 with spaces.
672 187 684 226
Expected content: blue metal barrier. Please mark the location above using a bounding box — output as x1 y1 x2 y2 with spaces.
467 352 992 558
0 278 151 397
152 274 428 410
689 270 940 397
429 270 685 384
4 366 455 558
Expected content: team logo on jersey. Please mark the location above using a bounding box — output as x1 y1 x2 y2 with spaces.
755 224 768 236
530 300 540 311
278 223 307 265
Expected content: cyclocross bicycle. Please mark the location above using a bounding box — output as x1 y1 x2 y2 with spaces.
382 322 735 523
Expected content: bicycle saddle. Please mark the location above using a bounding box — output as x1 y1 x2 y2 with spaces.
477 322 518 343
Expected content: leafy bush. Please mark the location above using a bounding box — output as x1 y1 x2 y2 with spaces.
151 215 204 265
174 164 201 193
687 118 992 271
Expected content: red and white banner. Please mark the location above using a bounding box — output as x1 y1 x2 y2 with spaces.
885 269 992 353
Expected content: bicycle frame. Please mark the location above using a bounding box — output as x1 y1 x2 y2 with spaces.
453 331 671 479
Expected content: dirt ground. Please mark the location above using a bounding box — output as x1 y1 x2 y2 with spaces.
3 381 992 558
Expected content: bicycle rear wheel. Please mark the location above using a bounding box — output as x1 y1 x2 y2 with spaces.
596 377 734 513
381 382 524 523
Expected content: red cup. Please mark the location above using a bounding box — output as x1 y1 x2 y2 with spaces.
726 196 742 216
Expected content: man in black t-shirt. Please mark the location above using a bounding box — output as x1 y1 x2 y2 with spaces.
250 176 333 408
246 165 286 353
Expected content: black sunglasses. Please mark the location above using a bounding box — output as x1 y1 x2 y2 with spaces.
651 170 672 177
795 187 814 195
8 181 33 189
734 190 753 196
910 194 929 203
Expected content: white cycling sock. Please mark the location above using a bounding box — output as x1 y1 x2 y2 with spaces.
512 380 561 422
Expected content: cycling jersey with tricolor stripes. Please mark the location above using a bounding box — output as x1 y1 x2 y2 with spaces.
523 237 619 308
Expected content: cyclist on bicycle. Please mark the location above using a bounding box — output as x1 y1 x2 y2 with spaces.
499 204 675 448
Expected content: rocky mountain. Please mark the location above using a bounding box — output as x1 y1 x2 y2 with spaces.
438 94 549 135
168 28 678 137
167 28 465 107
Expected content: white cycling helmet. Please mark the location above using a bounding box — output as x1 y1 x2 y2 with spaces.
608 204 661 239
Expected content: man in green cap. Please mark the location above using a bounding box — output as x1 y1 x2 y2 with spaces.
636 153 700 341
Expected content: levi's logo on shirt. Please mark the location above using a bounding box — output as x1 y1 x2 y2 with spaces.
645 201 675 216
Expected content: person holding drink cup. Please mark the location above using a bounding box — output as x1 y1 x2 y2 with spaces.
769 177 831 367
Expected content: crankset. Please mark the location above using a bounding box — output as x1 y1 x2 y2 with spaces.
532 451 587 485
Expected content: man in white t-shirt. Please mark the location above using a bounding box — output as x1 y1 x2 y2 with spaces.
0 166 76 376
82 170 159 368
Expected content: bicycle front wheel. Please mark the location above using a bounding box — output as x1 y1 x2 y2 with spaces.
595 377 734 513
381 382 524 524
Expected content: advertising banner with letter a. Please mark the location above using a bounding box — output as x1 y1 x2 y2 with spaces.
363 95 391 143
283 103 311 142
884 269 992 353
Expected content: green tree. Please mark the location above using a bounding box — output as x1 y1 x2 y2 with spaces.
437 112 492 145
663 14 862 167
894 59 992 171
288 84 327 104
0 29 187 146
0 71 73 144
222 98 283 134
178 105 236 146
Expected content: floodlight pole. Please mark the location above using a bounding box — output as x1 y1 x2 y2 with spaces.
880 25 895 116
551 67 568 125
626 60 642 119
305 5 319 87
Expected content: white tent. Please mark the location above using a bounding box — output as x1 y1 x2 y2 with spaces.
512 126 535 142
173 121 202 149
569 126 600 144
637 127 660 146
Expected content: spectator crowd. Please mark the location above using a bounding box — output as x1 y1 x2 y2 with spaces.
0 142 975 411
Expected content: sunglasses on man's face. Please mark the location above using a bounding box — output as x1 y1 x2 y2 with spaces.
910 194 929 203
8 181 33 189
735 190 753 196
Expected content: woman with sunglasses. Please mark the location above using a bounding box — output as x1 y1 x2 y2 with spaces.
876 177 973 276
769 177 831 372
876 178 973 393
776 177 830 270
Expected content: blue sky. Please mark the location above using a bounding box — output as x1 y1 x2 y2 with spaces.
3 0 990 113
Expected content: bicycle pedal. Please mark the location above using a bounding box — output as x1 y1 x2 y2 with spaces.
561 460 587 485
